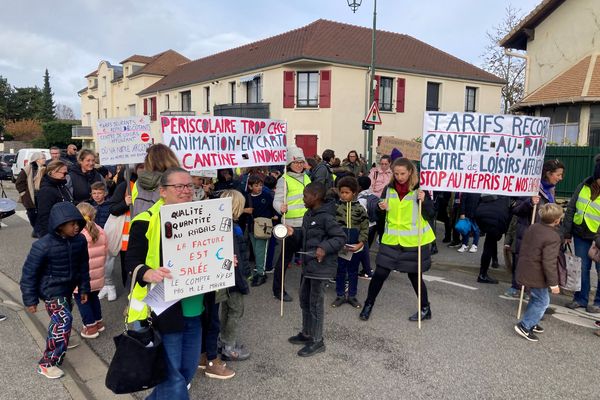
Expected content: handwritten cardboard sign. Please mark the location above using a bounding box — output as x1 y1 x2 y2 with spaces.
377 136 421 160
160 198 235 301
162 116 287 170
419 112 550 196
96 116 152 165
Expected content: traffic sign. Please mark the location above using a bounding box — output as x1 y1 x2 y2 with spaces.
364 101 382 125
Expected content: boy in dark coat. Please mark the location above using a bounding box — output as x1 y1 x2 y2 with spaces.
287 182 346 357
514 203 563 342
20 202 90 379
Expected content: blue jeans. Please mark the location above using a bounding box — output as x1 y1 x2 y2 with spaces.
148 316 202 400
336 254 360 297
573 235 600 306
74 291 102 326
461 221 480 246
520 287 549 331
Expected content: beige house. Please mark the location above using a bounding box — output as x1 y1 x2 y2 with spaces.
79 20 503 158
501 0 600 145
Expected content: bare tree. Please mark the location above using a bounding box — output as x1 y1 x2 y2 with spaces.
55 103 76 120
481 5 526 113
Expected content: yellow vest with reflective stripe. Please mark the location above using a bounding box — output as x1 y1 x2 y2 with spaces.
126 198 164 323
284 174 311 220
381 188 435 247
573 185 600 233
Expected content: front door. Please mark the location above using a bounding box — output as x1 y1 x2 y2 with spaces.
295 134 318 158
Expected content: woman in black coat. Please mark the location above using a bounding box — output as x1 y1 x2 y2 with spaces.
34 161 74 237
475 195 512 283
67 149 103 205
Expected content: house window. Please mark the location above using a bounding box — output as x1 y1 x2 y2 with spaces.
149 97 157 121
181 90 191 111
204 87 210 113
589 105 600 146
426 82 440 111
465 87 477 112
230 82 236 103
128 104 136 116
297 72 319 107
541 105 580 145
247 77 261 103
86 112 91 126
102 77 107 97
378 77 393 111
103 108 107 118
165 94 170 110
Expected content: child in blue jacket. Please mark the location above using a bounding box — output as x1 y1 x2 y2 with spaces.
20 202 90 379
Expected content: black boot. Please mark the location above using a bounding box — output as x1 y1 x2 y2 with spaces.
477 274 498 284
359 302 373 320
409 305 432 321
297 340 325 357
431 243 439 255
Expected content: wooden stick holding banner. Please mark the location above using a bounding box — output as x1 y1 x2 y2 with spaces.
417 198 423 330
280 176 288 317
517 202 538 320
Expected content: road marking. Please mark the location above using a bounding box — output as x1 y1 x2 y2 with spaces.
15 210 29 222
423 274 478 290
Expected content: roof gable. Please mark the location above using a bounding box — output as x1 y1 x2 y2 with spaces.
139 19 503 95
500 0 566 50
128 50 190 78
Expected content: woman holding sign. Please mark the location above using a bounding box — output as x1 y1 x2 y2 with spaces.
359 158 436 322
125 167 205 399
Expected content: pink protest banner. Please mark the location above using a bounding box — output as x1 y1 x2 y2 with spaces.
161 116 287 170
419 112 550 196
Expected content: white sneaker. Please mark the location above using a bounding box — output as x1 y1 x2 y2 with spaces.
106 285 117 302
38 365 64 379
98 286 108 300
469 244 478 253
457 244 469 253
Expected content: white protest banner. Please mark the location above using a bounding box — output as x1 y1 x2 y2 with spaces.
160 197 235 301
190 170 217 178
96 116 152 165
420 112 550 196
161 116 287 170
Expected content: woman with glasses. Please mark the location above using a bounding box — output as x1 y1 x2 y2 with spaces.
342 150 367 177
34 160 74 237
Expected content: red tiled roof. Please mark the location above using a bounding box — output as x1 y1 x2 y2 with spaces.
139 19 503 96
129 50 190 77
515 54 600 108
500 0 566 50
120 54 154 64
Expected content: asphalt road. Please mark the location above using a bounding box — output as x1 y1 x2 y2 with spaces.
1 181 599 400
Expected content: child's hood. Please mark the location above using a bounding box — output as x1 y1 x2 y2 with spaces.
48 202 85 233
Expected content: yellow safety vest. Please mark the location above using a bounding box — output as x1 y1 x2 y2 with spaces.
283 174 311 221
381 188 435 247
126 199 164 323
574 185 600 233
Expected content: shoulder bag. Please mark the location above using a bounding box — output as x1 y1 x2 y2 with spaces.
249 194 273 239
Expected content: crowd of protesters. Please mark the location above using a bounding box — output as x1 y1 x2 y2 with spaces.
12 141 600 395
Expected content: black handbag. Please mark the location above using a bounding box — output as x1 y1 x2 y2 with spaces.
105 265 168 394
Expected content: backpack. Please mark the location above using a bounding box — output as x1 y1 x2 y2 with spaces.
360 193 380 223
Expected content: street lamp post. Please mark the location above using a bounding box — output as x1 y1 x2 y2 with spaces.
348 0 377 166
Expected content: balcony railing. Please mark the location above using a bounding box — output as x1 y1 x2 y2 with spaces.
72 126 93 138
214 103 270 119
160 110 197 116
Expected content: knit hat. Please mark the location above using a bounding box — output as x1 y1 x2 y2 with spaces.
286 146 305 165
29 152 44 163
594 161 600 180
390 148 403 162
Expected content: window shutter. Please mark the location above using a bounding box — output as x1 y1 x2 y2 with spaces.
319 70 331 108
143 98 148 115
151 97 157 121
396 78 406 113
283 71 295 108
374 75 381 106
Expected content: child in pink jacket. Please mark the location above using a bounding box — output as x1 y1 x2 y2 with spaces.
74 202 107 339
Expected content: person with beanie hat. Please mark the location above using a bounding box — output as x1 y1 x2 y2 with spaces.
272 146 311 302
390 148 403 162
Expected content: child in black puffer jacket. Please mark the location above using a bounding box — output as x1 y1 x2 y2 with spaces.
287 182 346 357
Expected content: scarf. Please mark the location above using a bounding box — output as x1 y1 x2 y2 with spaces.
394 180 410 201
540 179 555 203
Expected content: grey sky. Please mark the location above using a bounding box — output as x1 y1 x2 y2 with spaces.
0 0 540 117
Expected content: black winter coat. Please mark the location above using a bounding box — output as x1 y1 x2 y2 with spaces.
513 185 554 253
35 174 74 237
299 205 346 279
460 192 481 219
475 195 512 236
68 165 103 205
231 223 250 295
20 202 90 307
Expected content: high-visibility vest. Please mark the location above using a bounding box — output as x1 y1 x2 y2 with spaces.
574 185 600 233
381 188 435 247
126 199 164 323
121 181 135 251
283 174 311 221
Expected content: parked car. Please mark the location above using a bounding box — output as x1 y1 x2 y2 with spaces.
0 153 16 181
11 148 49 182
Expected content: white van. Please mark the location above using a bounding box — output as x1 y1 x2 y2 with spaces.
11 148 50 181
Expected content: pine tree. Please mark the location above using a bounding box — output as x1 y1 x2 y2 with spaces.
40 68 55 121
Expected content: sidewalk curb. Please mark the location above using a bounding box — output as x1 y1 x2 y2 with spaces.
0 269 134 400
